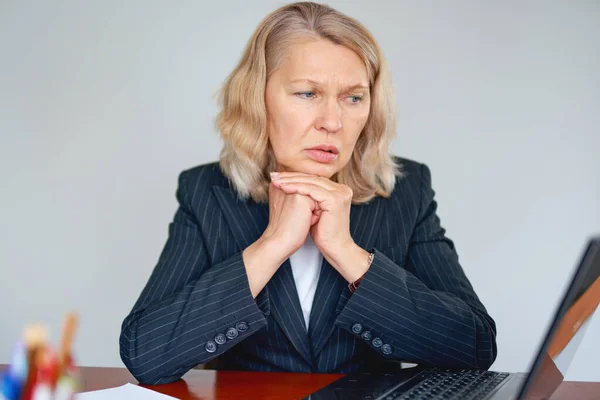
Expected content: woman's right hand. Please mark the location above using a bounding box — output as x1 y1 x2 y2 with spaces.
242 181 319 297
262 180 320 258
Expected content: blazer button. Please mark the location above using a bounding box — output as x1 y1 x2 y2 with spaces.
351 323 363 334
381 344 393 356
226 327 239 340
361 330 373 341
372 337 383 348
214 333 227 345
205 340 217 353
235 321 249 332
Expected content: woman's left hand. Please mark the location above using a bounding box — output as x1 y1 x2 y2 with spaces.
270 172 369 281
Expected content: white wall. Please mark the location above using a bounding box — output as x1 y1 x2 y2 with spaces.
1 0 598 382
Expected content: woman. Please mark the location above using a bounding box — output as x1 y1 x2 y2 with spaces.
119 2 497 385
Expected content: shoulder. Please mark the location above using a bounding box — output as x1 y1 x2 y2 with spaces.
178 161 230 190
381 156 437 216
392 156 432 193
174 161 232 206
375 157 436 229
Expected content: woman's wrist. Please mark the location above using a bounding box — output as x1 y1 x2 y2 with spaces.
324 241 372 284
243 236 288 297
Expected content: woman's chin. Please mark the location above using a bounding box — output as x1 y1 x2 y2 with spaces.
292 160 340 178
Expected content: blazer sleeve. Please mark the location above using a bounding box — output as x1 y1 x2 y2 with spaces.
335 163 497 370
119 170 267 385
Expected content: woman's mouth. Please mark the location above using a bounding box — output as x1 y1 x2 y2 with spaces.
305 145 339 163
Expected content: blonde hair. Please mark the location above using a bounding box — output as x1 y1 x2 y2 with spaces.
216 1 401 204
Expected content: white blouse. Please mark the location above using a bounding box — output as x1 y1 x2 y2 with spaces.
289 234 323 330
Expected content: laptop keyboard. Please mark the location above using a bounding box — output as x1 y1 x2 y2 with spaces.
382 368 510 400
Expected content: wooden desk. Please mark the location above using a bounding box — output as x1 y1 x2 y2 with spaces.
76 367 599 400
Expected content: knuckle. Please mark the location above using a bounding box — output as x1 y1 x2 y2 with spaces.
343 186 353 198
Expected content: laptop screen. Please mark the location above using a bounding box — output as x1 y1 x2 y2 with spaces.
518 239 600 399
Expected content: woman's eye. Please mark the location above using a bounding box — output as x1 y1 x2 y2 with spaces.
296 92 316 99
348 95 363 103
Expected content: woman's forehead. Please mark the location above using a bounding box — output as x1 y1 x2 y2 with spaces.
276 40 369 87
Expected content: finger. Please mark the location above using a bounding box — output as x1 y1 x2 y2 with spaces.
269 172 309 184
270 172 314 179
270 173 314 188
270 172 335 186
269 181 285 200
272 181 322 210
310 212 320 226
275 175 338 191
271 175 334 190
278 182 335 209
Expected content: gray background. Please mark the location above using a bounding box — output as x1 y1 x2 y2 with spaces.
1 0 598 381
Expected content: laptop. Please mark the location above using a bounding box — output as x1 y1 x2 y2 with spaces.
307 237 600 400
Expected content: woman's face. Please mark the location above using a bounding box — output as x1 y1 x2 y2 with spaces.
265 39 371 177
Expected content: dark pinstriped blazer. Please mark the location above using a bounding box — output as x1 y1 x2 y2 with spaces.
119 157 497 385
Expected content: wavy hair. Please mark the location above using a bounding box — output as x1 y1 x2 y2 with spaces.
216 1 401 204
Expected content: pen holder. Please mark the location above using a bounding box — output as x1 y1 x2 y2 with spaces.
0 313 80 400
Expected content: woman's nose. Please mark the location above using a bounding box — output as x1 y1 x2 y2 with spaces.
316 99 342 133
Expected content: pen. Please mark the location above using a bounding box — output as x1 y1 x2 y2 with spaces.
31 348 55 400
0 341 28 400
58 313 77 379
1 372 21 400
21 324 48 400
54 312 79 400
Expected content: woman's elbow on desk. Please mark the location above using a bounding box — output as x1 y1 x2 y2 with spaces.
118 318 196 385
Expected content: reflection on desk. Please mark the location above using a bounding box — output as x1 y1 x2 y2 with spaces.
0 365 596 400
72 366 599 400
78 366 342 400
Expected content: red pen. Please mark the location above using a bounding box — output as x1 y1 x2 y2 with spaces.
31 348 55 400
20 324 48 400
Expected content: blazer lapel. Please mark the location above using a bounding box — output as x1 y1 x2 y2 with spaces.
309 196 385 357
212 186 312 365
267 259 313 365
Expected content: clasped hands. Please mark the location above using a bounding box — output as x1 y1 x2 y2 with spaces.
263 172 370 283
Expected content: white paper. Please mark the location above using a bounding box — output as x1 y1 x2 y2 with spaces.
75 383 179 400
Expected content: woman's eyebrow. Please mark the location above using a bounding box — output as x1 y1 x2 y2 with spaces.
288 78 369 92
288 78 325 89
